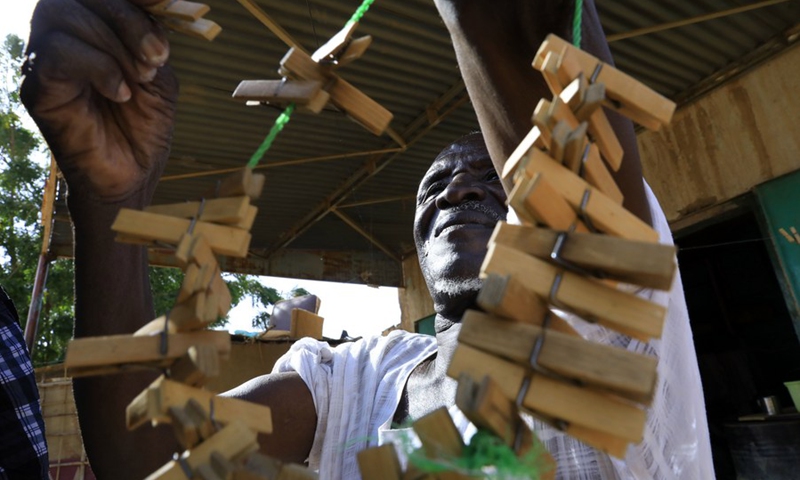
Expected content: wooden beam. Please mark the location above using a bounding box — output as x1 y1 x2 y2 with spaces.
482 243 665 340
459 310 657 403
126 376 273 434
490 222 676 290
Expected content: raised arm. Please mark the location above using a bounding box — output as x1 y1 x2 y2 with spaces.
433 0 652 224
20 0 315 477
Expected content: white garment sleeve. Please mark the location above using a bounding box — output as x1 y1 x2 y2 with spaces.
272 331 437 480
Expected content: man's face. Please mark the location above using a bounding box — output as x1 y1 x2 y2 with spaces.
413 133 508 320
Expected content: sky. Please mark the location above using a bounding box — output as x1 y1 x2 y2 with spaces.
1 0 403 338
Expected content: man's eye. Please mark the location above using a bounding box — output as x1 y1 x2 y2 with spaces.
422 182 445 202
484 170 500 182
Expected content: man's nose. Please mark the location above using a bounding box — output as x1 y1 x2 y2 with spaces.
436 173 486 208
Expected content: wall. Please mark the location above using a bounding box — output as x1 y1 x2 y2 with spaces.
397 254 435 332
638 44 800 224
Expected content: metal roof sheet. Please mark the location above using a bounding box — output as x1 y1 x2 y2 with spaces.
49 0 800 286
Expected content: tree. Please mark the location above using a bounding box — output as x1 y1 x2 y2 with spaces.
1 34 311 366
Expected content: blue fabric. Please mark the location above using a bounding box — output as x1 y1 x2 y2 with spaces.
0 286 48 480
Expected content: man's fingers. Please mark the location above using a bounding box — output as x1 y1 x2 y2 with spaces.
75 0 170 68
21 32 131 112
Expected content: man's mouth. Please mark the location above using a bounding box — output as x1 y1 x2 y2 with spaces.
434 212 497 237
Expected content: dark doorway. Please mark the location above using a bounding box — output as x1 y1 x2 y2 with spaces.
676 209 800 479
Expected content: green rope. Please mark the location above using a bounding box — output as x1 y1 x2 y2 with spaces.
572 0 584 47
245 0 377 169
347 0 375 26
246 103 296 169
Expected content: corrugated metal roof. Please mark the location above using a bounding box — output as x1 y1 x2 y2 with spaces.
48 0 800 286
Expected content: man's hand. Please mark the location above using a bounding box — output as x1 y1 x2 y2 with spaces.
20 0 178 203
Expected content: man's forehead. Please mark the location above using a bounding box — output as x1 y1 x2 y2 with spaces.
425 134 491 176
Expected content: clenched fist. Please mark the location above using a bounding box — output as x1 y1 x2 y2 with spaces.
21 0 179 203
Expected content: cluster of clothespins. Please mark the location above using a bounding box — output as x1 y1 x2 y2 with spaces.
232 17 393 137
356 35 679 478
64 166 318 479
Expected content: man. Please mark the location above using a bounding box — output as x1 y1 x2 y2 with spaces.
21 0 713 479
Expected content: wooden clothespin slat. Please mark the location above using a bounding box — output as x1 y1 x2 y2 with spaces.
127 376 273 434
175 233 217 269
134 315 178 337
459 310 657 403
290 309 324 340
412 407 465 460
559 77 623 171
515 147 658 242
233 80 330 114
145 196 252 226
489 222 676 290
205 168 266 200
169 291 210 331
112 209 252 258
194 452 238 480
357 444 403 480
148 0 210 21
477 274 578 337
503 126 546 184
530 96 623 203
535 35 675 130
160 17 221 42
280 48 393 135
447 344 633 457
508 172 589 233
482 243 665 340
144 421 258 480
337 36 373 67
170 344 220 387
65 330 230 371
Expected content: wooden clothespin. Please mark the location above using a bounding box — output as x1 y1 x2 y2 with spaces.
234 32 393 135
145 421 258 480
455 374 556 480
113 209 252 257
289 309 324 340
202 168 266 201
559 76 623 171
531 98 623 204
127 376 273 435
448 344 637 458
168 398 217 450
65 330 230 377
534 34 676 130
507 147 658 243
482 243 665 340
489 222 677 290
459 310 658 403
147 0 222 41
357 444 403 480
477 274 578 336
170 345 220 387
146 197 255 228
412 407 465 460
508 172 590 232
194 451 238 480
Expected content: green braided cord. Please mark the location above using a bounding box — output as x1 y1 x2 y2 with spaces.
572 0 584 47
246 103 296 169
347 0 375 26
